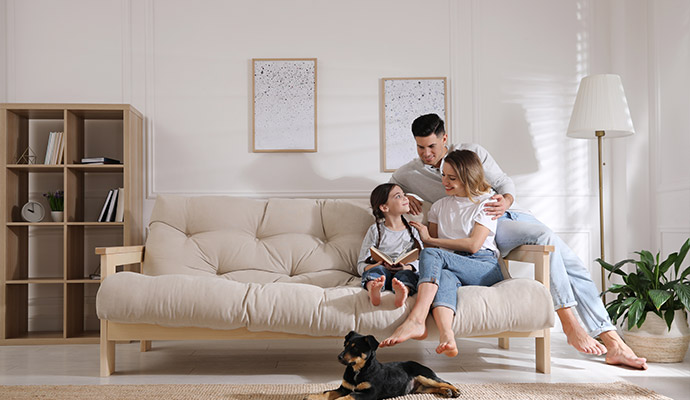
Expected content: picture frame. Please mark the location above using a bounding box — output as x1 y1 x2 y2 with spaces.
252 58 317 152
380 77 448 172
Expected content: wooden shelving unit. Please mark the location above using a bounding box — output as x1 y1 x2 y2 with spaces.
1 104 143 344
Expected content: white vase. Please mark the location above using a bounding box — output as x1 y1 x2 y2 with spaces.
51 211 64 222
623 309 690 362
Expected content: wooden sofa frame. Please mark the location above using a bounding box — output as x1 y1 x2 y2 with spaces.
96 244 554 377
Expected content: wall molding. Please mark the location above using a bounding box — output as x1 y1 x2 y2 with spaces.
5 0 15 101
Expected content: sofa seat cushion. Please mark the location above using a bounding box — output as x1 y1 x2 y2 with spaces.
97 272 554 337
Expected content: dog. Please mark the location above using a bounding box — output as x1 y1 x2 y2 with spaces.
304 331 460 400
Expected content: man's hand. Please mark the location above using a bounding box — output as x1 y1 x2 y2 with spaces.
406 195 423 215
485 193 513 220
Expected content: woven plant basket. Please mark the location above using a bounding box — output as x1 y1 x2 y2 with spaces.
623 309 690 362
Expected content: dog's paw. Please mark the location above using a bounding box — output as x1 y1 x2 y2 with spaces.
444 387 461 398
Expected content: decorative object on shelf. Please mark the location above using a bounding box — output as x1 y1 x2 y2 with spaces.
597 238 690 362
567 74 635 291
50 211 64 222
21 201 45 222
381 77 447 172
43 190 64 211
15 147 38 164
252 58 317 152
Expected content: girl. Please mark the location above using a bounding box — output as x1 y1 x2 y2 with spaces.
380 149 504 357
357 183 423 308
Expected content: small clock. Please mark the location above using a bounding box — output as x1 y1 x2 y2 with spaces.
21 201 45 222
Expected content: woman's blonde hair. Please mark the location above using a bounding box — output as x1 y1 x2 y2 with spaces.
444 150 492 203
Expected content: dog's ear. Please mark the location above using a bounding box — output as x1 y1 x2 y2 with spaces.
345 331 357 341
365 335 379 350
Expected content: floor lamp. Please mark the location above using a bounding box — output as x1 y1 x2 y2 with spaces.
566 74 635 292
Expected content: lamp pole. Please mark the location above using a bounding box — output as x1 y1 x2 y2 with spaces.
596 130 606 293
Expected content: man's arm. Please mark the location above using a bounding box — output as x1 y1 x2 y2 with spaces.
469 144 516 219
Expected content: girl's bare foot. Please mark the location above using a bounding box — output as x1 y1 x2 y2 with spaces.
380 319 428 347
558 307 607 355
366 276 385 306
392 278 409 308
600 331 648 370
436 330 458 357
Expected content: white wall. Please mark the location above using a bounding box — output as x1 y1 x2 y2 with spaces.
3 0 690 329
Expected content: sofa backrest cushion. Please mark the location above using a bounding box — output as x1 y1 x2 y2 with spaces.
142 195 374 287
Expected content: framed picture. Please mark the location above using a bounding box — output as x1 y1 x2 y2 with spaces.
381 77 448 171
252 58 317 152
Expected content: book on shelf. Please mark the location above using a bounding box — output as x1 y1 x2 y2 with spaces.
81 157 121 164
114 187 125 222
97 189 115 222
105 188 119 222
369 246 419 266
43 131 64 165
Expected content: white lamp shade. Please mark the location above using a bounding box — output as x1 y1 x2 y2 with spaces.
567 74 635 139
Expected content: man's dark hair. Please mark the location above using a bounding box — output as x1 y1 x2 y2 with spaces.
411 113 445 138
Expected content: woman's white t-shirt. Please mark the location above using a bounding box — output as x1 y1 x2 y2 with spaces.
427 193 499 255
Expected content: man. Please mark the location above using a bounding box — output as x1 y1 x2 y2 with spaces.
383 113 646 370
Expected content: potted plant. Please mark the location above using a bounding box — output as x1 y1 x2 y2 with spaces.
43 190 64 222
597 238 690 362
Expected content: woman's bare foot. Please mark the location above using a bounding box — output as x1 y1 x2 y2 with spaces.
392 278 409 308
557 308 607 355
366 276 385 306
436 330 458 357
600 331 648 370
380 318 428 347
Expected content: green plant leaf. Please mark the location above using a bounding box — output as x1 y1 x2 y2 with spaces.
659 252 677 279
627 299 645 330
636 250 654 266
596 258 630 277
674 238 690 275
605 284 628 294
674 282 690 312
634 260 655 284
681 264 690 281
664 308 675 331
649 289 672 310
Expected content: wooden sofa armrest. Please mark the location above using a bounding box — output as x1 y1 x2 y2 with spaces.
503 244 554 289
95 245 145 279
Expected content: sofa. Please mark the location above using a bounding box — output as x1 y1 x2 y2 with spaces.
96 195 555 377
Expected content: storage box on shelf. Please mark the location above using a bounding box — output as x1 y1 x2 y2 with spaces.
1 104 142 344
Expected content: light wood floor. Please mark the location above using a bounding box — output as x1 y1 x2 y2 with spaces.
0 332 687 399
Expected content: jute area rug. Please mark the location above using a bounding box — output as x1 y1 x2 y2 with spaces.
0 381 671 400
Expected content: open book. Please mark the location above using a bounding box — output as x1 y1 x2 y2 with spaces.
370 246 419 266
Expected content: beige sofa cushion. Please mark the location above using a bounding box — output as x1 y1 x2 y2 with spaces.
97 272 554 337
143 196 371 287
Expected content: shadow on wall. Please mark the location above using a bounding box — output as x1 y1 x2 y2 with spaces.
491 103 539 177
241 153 381 197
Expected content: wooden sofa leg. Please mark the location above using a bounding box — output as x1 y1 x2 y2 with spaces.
536 329 551 374
100 320 115 377
140 340 151 352
498 338 509 349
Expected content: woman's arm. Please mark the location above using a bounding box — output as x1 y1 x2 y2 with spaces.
416 222 491 254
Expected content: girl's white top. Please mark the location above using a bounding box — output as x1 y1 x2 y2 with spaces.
427 193 499 255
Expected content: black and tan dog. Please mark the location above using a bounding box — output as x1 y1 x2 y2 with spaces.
304 331 460 400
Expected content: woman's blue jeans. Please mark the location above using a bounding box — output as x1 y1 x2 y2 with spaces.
417 248 503 313
496 211 615 336
361 265 418 295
